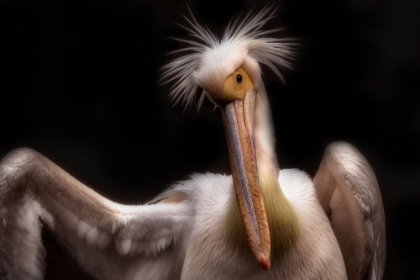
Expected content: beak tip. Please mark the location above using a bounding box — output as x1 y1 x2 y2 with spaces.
259 255 270 271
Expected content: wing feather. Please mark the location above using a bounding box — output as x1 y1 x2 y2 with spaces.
0 148 193 280
313 142 386 280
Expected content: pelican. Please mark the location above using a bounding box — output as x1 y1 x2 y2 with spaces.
0 6 385 280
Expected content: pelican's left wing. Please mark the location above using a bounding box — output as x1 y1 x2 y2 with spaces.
313 142 386 280
0 148 194 280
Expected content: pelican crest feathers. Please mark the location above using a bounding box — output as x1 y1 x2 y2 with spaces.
159 6 296 110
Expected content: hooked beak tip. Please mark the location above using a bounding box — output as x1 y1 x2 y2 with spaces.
259 255 270 271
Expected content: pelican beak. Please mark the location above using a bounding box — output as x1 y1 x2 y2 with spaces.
221 89 271 270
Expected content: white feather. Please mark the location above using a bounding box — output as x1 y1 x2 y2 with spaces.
160 5 296 109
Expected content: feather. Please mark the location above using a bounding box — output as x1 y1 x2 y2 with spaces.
159 5 296 110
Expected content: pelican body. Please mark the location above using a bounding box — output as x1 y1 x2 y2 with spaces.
0 7 385 280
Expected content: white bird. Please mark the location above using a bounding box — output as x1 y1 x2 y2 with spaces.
0 6 385 280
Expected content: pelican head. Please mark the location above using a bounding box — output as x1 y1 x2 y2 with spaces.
160 6 294 270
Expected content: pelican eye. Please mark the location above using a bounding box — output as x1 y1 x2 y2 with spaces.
236 74 242 83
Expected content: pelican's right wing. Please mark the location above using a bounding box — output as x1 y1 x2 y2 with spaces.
0 148 194 280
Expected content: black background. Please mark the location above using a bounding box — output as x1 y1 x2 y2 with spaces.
0 0 419 279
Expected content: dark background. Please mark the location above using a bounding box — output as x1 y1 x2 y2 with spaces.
0 0 419 279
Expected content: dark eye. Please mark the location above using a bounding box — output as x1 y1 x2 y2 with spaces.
236 74 242 83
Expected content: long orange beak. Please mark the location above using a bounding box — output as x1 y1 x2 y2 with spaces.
221 89 271 270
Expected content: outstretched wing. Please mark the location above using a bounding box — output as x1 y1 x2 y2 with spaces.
0 148 194 280
313 142 386 280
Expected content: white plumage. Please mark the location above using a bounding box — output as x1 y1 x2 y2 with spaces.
0 6 385 280
160 6 294 109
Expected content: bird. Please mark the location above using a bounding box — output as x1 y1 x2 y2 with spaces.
0 6 385 280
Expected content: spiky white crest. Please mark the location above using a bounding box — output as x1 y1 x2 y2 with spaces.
159 5 295 110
